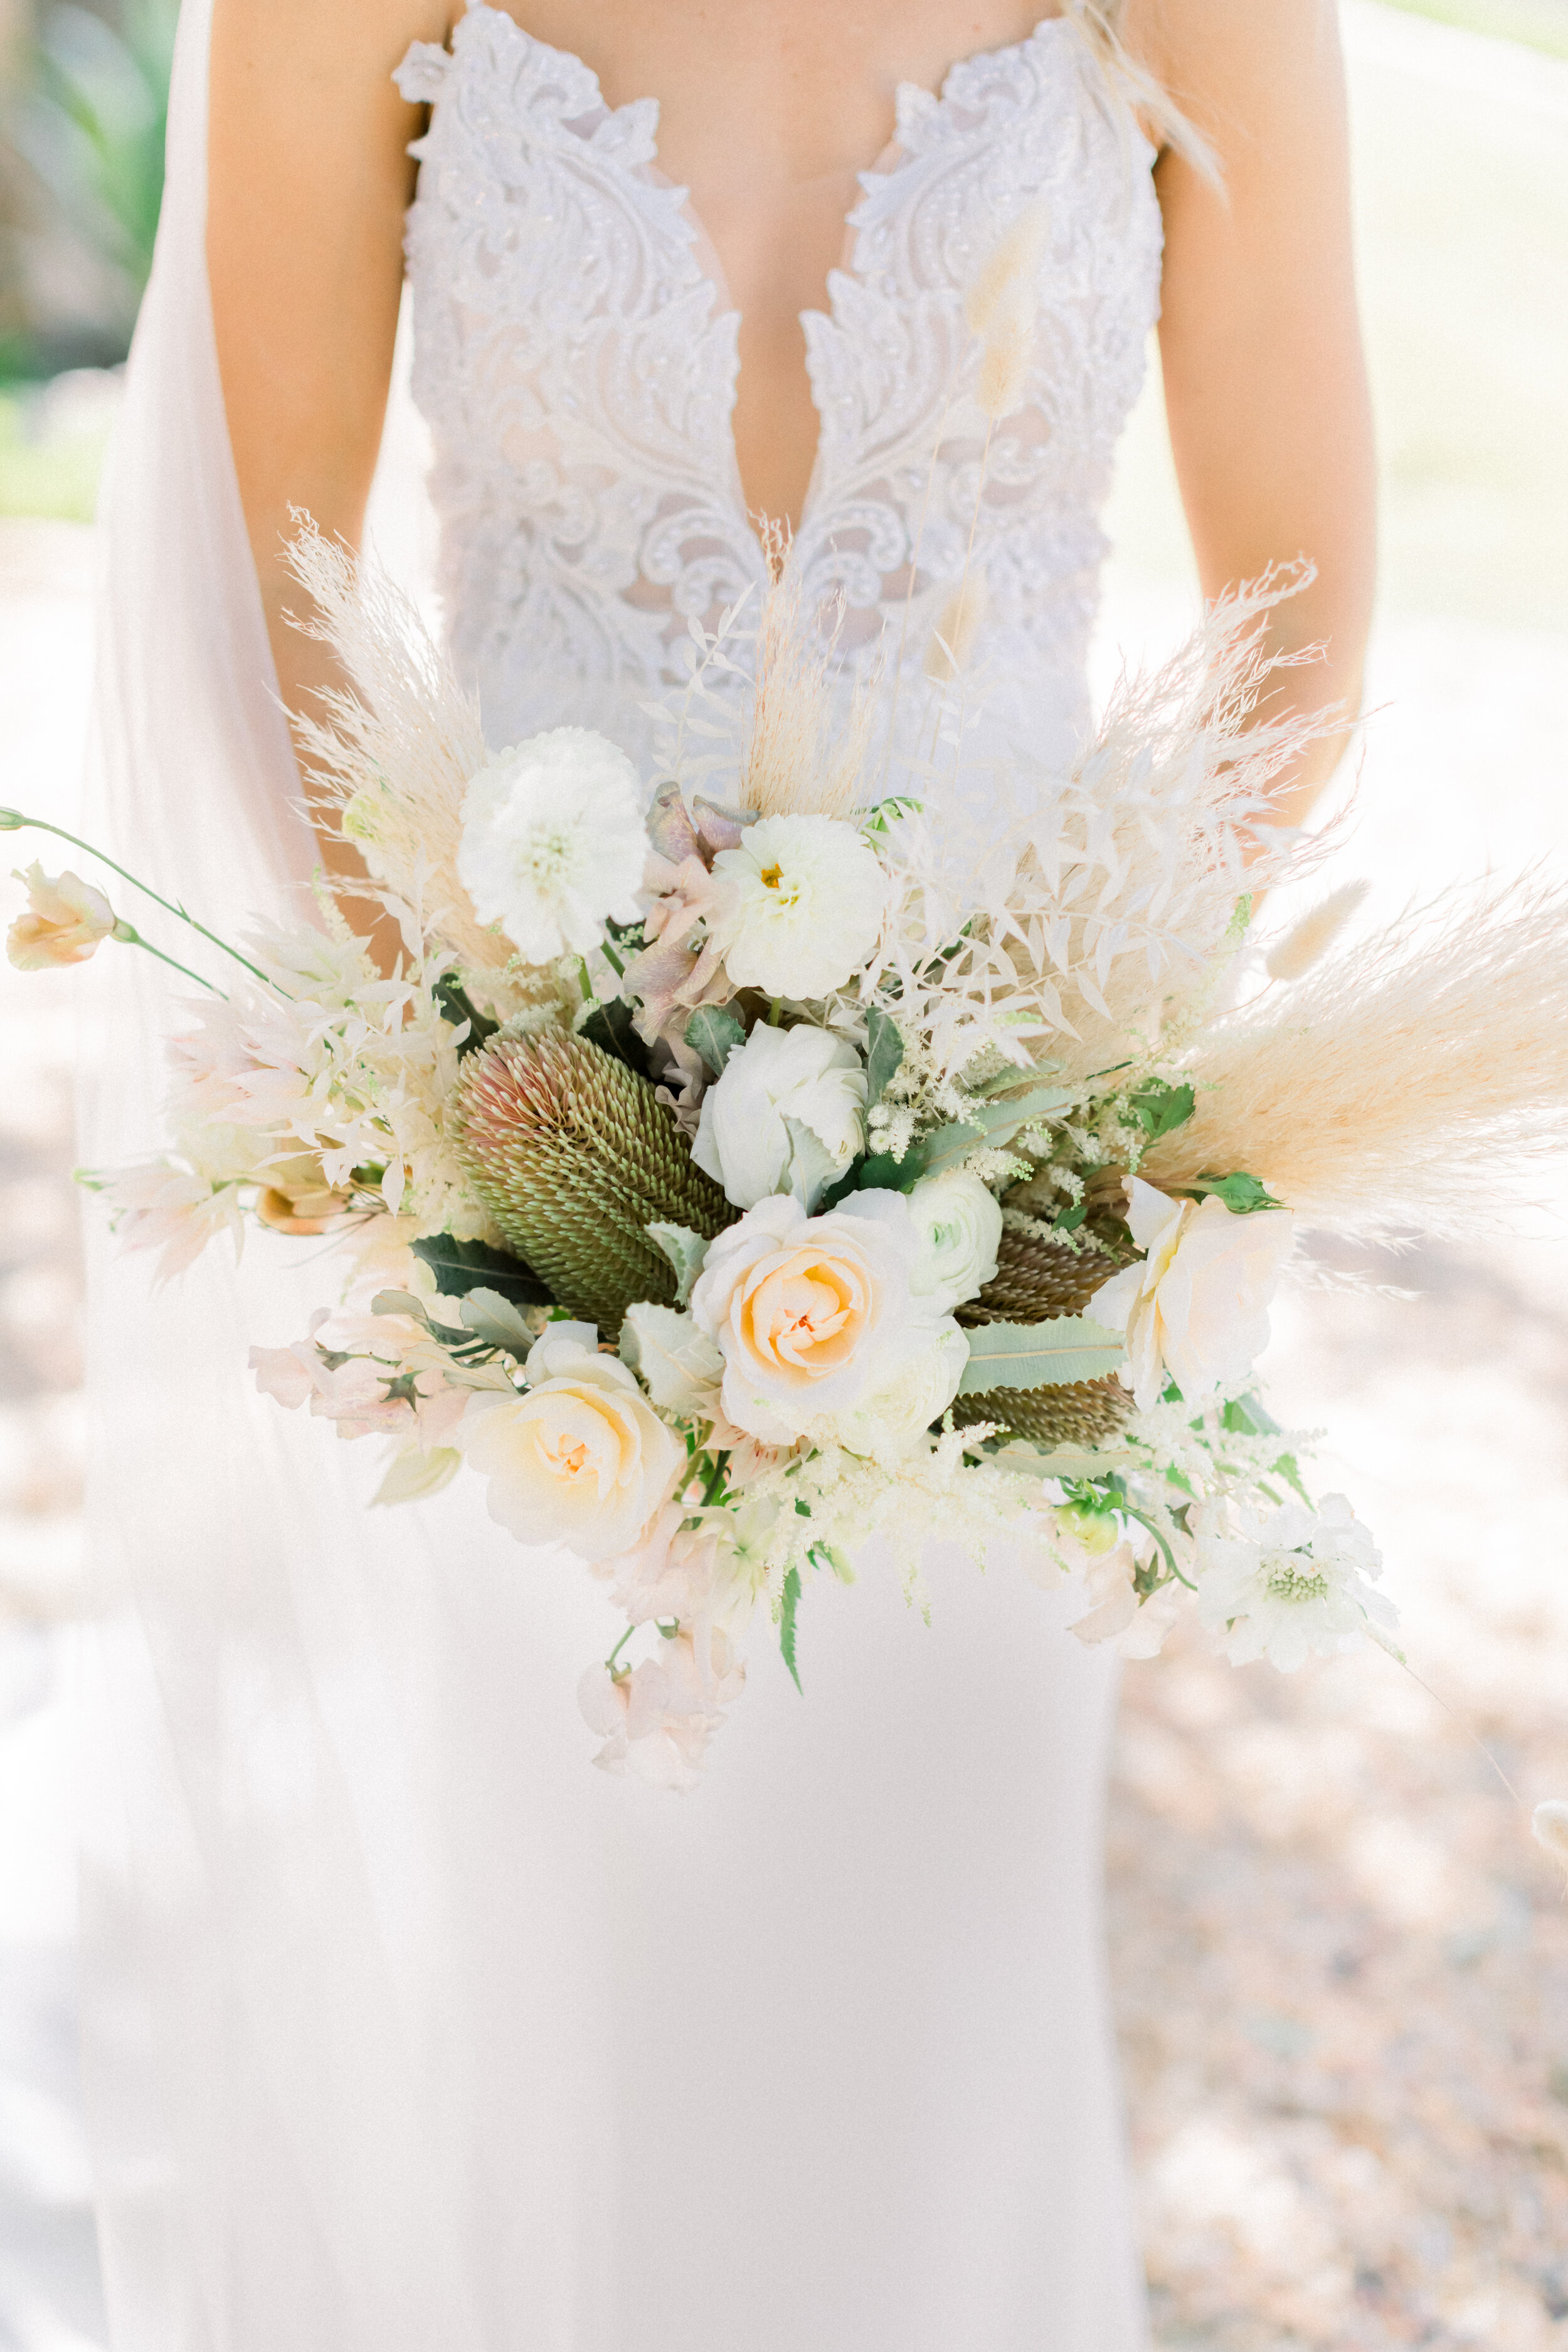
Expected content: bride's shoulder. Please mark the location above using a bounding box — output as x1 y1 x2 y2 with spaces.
1120 0 1345 122
211 0 454 61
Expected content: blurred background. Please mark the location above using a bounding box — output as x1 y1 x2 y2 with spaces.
0 1 1564 2346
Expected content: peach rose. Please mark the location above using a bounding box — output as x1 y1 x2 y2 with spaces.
687 1190 960 1449
461 1323 682 1560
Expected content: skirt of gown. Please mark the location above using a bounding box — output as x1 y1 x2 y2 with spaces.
79 1233 1150 2352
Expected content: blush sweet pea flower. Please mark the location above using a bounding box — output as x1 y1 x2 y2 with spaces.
1092 1175 1295 1412
7 862 119 969
460 1322 682 1561
578 1624 746 1791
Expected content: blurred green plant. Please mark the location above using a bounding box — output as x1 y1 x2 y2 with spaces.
19 0 179 307
1382 0 1568 55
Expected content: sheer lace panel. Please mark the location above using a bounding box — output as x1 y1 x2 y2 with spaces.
396 5 1163 773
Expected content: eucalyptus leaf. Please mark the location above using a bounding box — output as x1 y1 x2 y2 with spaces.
957 1315 1126 1397
371 1446 462 1507
371 1289 432 1328
458 1288 536 1358
863 1005 904 1111
647 1220 710 1306
919 1083 1076 1178
685 1003 745 1076
411 1232 553 1308
989 1441 1138 1481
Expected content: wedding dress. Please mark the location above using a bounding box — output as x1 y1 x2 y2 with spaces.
77 6 1162 2346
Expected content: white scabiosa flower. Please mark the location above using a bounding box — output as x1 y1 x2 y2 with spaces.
709 814 890 1000
691 1021 866 1210
457 726 648 964
1194 1493 1394 1671
906 1170 1003 1310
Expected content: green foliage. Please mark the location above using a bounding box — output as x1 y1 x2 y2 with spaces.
685 1002 744 1076
863 1005 903 1110
1192 1171 1286 1215
956 1315 1127 1396
578 993 652 1079
433 975 501 1057
21 1 179 304
1126 1079 1195 1142
779 1564 803 1693
646 1220 709 1306
410 1231 553 1308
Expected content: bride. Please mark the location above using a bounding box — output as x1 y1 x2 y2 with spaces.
79 3 1372 2346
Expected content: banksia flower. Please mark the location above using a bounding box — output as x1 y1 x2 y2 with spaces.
453 1031 734 1335
953 1375 1133 1451
958 1226 1120 1327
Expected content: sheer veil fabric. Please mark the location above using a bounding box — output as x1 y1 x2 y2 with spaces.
75 2 1150 2344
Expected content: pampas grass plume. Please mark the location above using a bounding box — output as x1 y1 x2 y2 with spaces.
1533 1799 1568 1872
1264 881 1370 982
925 576 989 683
963 198 1050 337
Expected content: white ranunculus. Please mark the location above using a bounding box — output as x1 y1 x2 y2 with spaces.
457 726 649 964
688 1188 958 1451
709 813 890 1000
691 1022 866 1211
460 1325 682 1562
906 1169 1004 1310
1091 1176 1295 1413
826 1325 970 1462
1194 1493 1393 1671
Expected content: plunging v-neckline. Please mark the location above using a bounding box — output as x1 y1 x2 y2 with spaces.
460 3 1073 549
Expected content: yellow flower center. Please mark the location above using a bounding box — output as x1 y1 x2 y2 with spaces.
760 862 782 890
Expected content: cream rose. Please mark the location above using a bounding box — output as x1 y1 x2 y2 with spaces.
906 1169 1004 1310
687 1189 959 1449
460 1322 682 1560
691 1021 866 1210
1092 1177 1295 1412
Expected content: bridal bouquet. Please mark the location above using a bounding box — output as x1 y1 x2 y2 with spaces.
13 532 1568 1791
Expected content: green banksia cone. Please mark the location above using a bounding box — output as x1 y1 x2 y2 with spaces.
453 1029 734 1336
952 1376 1133 1450
958 1226 1120 1327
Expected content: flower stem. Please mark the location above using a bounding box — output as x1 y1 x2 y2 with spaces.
112 921 225 997
605 1623 636 1675
768 997 782 1027
0 810 278 990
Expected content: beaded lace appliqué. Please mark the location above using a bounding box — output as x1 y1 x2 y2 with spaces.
396 6 1163 772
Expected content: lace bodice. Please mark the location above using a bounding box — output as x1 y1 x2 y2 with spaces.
396 5 1162 788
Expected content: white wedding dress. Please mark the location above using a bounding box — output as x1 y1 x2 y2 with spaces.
77 6 1163 2346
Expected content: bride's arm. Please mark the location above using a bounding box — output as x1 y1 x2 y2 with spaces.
207 0 449 913
1131 0 1377 827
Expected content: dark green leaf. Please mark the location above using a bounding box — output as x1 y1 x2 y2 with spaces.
864 1005 904 1110
432 974 499 1057
780 1565 803 1694
1193 1171 1286 1214
686 1003 745 1076
1127 1080 1195 1142
411 1233 553 1308
578 995 652 1079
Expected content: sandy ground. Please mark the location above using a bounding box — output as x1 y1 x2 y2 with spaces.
0 6 1565 2347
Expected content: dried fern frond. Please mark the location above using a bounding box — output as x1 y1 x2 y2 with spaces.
453 1030 734 1334
1143 873 1568 1238
283 521 503 974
